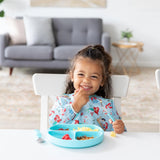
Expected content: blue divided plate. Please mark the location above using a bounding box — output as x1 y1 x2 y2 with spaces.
47 124 104 148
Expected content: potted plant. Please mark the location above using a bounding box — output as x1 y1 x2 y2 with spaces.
121 28 133 42
0 0 5 17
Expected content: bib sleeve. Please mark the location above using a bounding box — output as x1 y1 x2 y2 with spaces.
49 95 76 127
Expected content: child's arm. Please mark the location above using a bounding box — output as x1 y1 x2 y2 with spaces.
72 87 89 113
97 99 125 133
110 100 125 134
49 96 76 126
111 120 125 134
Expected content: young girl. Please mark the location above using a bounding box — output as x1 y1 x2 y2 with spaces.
49 45 125 134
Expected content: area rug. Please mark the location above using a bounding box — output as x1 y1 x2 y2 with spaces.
0 67 159 132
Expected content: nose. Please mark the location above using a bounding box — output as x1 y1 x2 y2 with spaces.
83 76 90 84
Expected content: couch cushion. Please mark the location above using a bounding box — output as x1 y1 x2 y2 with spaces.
23 16 55 46
5 45 53 60
54 45 86 60
5 17 26 45
52 18 102 45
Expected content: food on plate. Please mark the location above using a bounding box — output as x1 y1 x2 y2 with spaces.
62 134 72 140
73 127 98 131
110 131 116 137
76 136 94 140
58 128 69 130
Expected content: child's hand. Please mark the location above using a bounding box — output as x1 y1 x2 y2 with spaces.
110 119 125 134
72 87 90 113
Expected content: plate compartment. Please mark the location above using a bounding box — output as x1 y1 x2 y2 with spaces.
47 124 104 148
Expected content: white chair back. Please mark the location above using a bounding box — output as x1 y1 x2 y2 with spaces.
155 69 160 90
32 74 129 134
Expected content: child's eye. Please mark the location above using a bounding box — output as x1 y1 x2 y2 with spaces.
77 73 84 77
91 75 98 79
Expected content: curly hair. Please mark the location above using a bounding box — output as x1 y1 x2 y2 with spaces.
65 45 112 98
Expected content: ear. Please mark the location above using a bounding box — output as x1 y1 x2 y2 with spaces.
100 78 105 87
70 71 74 82
100 83 104 87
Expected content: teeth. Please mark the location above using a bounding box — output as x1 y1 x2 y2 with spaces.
82 86 90 89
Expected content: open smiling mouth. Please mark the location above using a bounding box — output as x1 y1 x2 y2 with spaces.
81 85 92 91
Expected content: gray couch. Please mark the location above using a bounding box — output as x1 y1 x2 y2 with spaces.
0 18 111 75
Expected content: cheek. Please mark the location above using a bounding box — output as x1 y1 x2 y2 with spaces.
73 76 80 83
95 81 103 89
73 77 81 87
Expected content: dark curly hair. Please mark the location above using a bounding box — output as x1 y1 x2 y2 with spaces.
65 45 112 98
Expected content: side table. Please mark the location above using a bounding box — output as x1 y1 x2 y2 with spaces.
112 41 144 75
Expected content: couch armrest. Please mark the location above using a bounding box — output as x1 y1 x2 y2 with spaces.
101 32 111 53
0 33 10 65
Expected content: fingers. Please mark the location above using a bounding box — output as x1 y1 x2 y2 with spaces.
113 128 124 134
113 120 124 126
74 88 80 95
73 87 89 112
74 87 83 96
112 120 125 134
74 87 90 96
113 120 124 129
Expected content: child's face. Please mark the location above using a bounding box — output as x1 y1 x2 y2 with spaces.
71 57 104 96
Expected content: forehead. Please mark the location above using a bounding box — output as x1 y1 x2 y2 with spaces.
74 57 103 74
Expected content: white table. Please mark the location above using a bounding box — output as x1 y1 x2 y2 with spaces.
0 130 159 160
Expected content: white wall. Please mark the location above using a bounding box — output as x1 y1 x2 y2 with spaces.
1 0 160 67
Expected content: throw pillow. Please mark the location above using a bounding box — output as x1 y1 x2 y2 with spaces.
5 17 26 45
23 16 55 46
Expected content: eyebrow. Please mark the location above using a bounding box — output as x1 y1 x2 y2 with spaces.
76 70 101 76
92 73 101 76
